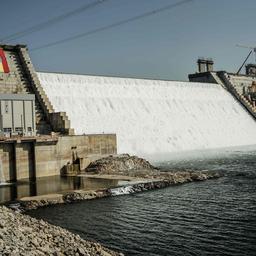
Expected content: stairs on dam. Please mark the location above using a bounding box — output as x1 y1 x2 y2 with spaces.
189 70 256 121
14 48 53 134
0 45 74 135
216 71 256 121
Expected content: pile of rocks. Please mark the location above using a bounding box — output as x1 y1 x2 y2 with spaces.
63 190 107 203
0 206 122 256
85 154 155 174
85 155 220 182
158 170 220 183
108 171 220 195
20 195 64 211
19 190 108 211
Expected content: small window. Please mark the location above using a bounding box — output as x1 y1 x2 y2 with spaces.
3 127 12 133
4 101 9 113
27 127 32 132
15 127 23 132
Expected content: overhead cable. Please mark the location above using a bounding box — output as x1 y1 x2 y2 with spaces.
0 0 110 42
32 0 193 51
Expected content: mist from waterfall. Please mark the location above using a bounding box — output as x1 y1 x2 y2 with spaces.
38 72 256 159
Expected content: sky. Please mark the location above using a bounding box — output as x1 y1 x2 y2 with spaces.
0 0 256 81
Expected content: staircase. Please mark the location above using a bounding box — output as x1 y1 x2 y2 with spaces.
217 71 256 120
0 44 74 135
14 49 52 134
18 46 74 135
210 72 226 88
50 112 74 135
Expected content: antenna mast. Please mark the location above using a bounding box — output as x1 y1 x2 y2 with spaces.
236 44 256 62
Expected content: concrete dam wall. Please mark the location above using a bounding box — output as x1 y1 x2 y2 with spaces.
38 72 256 157
0 45 117 182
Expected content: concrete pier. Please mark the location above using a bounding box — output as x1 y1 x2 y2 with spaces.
0 134 116 181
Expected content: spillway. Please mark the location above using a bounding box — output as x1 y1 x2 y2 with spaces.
38 72 256 158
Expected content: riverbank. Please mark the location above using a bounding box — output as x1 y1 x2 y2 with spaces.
27 151 256 256
2 155 221 255
0 206 123 256
15 155 220 211
16 169 220 211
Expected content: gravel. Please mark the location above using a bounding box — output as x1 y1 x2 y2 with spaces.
0 206 123 256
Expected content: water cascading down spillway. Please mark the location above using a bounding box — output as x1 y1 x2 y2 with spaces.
38 72 256 159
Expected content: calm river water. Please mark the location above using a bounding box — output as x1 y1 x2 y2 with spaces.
28 149 256 256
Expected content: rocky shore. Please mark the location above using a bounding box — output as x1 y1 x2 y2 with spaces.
19 190 108 211
2 154 221 255
14 155 221 211
0 206 122 256
83 154 220 179
18 167 220 211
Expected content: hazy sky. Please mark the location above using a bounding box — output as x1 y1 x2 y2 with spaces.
0 0 255 80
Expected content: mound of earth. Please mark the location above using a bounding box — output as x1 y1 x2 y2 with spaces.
85 154 156 174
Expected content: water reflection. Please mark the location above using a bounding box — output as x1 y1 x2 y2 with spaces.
0 176 118 203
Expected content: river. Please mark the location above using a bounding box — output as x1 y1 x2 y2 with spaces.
28 149 256 256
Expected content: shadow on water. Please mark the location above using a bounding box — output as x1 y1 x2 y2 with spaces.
0 176 118 204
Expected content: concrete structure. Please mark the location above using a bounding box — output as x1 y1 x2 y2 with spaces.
0 44 73 135
1 44 256 182
197 58 214 73
0 44 117 182
188 62 256 121
0 94 36 136
246 64 256 76
37 71 256 158
0 134 116 182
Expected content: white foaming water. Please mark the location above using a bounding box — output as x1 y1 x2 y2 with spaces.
110 186 134 196
38 72 256 158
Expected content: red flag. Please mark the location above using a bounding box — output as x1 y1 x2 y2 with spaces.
0 48 10 73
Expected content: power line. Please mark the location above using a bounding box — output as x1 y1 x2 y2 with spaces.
0 0 110 43
32 0 193 51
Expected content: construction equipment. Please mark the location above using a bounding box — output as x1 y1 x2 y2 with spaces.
236 44 256 62
236 44 256 74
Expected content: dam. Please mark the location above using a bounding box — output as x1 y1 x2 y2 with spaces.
0 44 256 182
38 72 256 158
0 44 116 183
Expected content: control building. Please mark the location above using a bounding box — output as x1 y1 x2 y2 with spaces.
0 94 36 136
